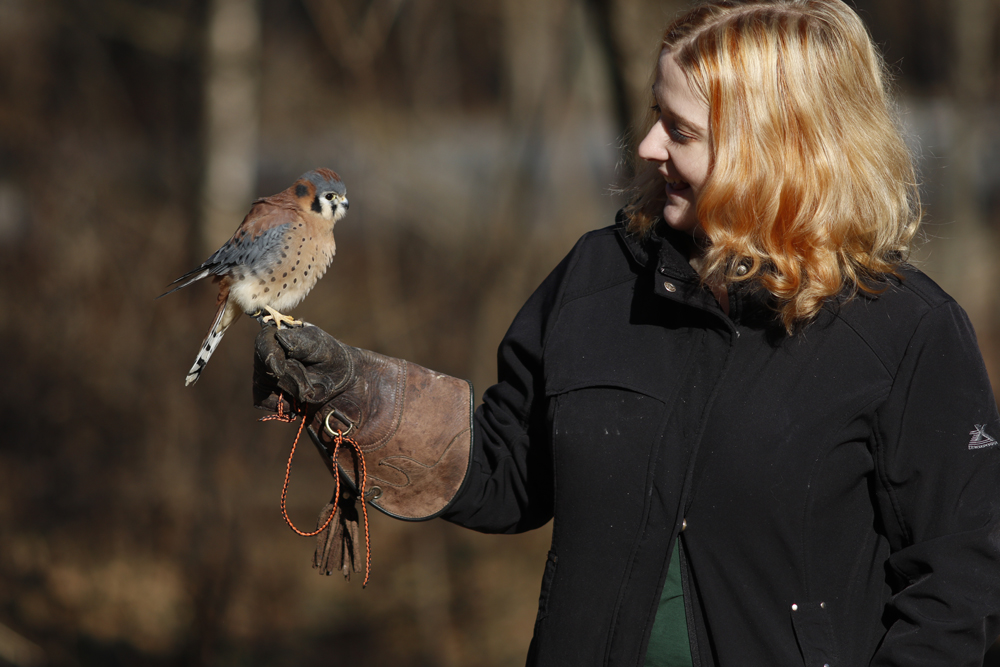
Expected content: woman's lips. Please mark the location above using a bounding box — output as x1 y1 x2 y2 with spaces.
666 179 690 192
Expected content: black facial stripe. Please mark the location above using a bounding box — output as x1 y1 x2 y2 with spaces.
295 183 309 198
311 196 322 213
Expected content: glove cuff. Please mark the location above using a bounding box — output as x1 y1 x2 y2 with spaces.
311 361 474 521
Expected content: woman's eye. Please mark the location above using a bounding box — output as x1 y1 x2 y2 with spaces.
669 127 691 143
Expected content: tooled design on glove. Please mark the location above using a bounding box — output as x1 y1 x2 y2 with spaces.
373 428 474 489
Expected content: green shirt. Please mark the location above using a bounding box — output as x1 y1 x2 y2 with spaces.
642 539 693 667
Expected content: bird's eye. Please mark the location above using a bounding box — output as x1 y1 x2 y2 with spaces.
325 193 334 201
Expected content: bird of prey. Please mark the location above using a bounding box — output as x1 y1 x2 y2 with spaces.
160 168 348 386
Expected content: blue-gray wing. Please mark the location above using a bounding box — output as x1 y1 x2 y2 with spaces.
159 199 300 297
202 223 292 276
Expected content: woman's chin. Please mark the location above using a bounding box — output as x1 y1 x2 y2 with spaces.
662 205 700 236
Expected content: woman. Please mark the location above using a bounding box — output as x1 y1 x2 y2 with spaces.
253 0 1000 664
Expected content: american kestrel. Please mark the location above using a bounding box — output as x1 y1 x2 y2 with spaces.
160 168 348 385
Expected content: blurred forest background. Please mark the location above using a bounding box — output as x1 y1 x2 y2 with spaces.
0 0 999 665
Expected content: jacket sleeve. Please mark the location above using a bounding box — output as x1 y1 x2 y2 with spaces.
439 241 580 534
871 301 1000 666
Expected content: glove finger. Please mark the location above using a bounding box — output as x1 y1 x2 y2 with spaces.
300 373 345 404
253 330 285 401
255 331 318 404
275 326 342 365
254 327 296 383
273 358 316 403
253 390 293 413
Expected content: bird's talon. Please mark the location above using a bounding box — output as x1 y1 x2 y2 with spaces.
263 306 302 330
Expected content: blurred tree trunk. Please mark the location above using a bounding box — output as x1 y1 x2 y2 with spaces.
584 0 633 158
935 0 1000 376
301 0 406 89
606 0 687 151
201 0 261 253
466 0 573 389
0 622 44 667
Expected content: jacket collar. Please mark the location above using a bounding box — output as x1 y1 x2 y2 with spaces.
614 210 699 282
614 210 780 330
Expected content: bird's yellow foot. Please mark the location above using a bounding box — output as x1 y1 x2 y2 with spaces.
262 306 303 329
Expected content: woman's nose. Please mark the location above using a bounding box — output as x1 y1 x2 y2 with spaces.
637 124 667 162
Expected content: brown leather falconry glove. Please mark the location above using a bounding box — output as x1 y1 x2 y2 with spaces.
254 325 473 578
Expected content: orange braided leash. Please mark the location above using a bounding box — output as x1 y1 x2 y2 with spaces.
331 430 371 587
277 415 333 536
263 396 372 587
259 393 298 423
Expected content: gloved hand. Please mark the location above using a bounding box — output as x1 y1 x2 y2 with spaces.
255 325 474 580
254 325 474 521
253 324 355 411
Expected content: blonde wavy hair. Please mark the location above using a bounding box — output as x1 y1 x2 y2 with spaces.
624 0 921 331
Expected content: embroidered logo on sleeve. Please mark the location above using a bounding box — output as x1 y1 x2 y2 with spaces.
968 424 998 450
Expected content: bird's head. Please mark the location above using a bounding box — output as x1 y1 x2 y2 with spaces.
294 168 349 224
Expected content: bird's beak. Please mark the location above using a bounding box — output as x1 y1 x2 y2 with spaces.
342 199 350 211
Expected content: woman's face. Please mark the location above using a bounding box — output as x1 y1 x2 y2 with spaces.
637 50 711 236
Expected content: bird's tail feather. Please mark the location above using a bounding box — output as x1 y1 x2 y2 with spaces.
157 268 211 299
185 295 238 386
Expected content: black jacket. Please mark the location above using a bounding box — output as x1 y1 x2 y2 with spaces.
442 216 1000 666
